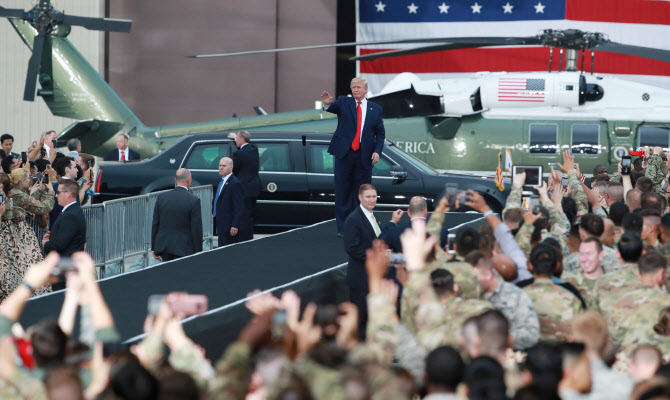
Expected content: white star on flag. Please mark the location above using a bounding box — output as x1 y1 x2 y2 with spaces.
471 2 482 13
438 2 449 14
502 2 514 13
375 1 386 12
407 3 418 14
534 2 545 13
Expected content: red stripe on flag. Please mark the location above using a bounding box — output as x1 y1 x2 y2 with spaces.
566 0 670 25
359 47 670 75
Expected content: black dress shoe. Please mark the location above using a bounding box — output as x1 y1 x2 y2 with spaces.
337 233 344 238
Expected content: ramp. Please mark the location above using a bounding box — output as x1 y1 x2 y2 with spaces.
20 213 486 359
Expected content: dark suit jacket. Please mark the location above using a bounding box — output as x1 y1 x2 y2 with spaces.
151 186 203 258
49 181 80 230
343 206 393 290
326 96 385 170
379 217 432 253
214 175 245 233
44 202 86 257
232 144 261 198
104 148 140 161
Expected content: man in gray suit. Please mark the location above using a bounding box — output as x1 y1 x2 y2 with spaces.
151 168 203 261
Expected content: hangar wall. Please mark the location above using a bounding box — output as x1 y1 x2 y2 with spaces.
0 0 105 153
107 0 337 127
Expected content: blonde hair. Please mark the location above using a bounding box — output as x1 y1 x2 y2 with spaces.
350 76 368 89
9 168 28 189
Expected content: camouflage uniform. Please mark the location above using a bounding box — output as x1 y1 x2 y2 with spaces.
522 278 582 341
563 246 621 274
404 270 492 351
483 280 540 350
591 265 640 344
0 370 46 400
611 285 670 356
4 187 54 221
426 213 481 300
568 172 589 223
502 183 523 217
559 268 600 309
645 154 667 196
613 229 623 247
658 241 670 290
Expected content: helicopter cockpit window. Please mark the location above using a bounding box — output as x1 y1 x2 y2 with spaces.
184 143 230 170
571 124 600 155
529 124 558 154
639 126 670 151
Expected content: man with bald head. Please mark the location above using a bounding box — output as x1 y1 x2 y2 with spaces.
151 168 203 261
214 157 245 246
380 196 427 252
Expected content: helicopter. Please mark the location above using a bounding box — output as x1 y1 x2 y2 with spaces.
2 1 670 176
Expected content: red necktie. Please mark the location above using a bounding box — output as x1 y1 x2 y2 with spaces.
351 101 362 151
120 151 125 161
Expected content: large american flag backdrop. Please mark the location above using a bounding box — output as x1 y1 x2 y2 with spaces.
357 0 670 94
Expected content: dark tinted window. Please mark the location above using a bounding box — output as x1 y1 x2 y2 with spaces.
308 144 393 177
258 143 291 172
571 124 599 155
529 124 558 154
309 145 334 174
639 126 670 150
185 143 229 170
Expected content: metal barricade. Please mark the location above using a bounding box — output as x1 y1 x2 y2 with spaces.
102 199 126 266
82 204 105 268
190 185 214 241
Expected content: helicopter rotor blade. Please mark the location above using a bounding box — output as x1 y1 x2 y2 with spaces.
59 14 132 32
23 30 47 102
351 42 498 61
0 6 27 19
186 36 541 58
595 41 670 64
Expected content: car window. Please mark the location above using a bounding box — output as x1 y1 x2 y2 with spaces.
185 143 229 170
309 145 333 174
639 126 670 151
571 124 599 155
258 143 291 172
372 156 393 177
529 124 558 154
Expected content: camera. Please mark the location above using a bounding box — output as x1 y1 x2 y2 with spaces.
388 253 405 265
21 152 27 164
147 293 208 317
52 139 57 148
51 257 77 276
621 155 632 175
561 175 569 188
512 165 543 187
39 147 46 159
43 173 49 185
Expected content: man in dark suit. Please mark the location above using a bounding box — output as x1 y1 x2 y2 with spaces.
151 168 203 262
103 134 140 161
321 77 385 235
43 179 86 257
380 196 429 253
344 184 401 336
213 157 245 247
231 130 261 241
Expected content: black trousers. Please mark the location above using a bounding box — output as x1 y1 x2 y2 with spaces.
334 149 372 233
349 286 369 340
240 197 257 241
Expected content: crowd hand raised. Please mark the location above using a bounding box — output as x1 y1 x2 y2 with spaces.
557 150 576 175
464 189 490 214
163 317 191 351
551 185 566 207
294 303 321 356
434 197 450 214
280 290 300 331
238 312 272 350
335 302 358 350
38 132 46 148
23 251 59 290
400 219 435 272
366 239 390 293
379 279 399 323
71 252 97 287
550 166 562 186
320 91 333 106
513 171 526 187
245 289 281 317
522 208 541 225
534 181 549 200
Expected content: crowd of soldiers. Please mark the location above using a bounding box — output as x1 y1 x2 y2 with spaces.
3 147 670 399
